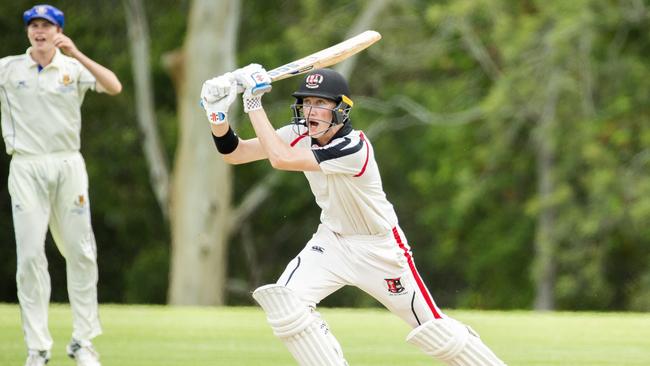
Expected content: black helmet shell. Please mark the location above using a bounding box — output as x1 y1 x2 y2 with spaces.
292 68 351 102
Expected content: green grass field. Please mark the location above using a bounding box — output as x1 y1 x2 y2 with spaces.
1 303 649 365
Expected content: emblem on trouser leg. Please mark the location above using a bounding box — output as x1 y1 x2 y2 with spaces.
385 277 405 294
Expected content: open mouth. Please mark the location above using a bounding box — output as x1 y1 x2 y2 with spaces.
307 118 331 129
293 116 333 137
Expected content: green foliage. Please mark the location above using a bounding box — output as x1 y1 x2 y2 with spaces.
1 0 649 311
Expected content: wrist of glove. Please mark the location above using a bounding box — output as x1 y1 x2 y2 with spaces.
242 92 263 113
200 72 237 125
234 63 272 113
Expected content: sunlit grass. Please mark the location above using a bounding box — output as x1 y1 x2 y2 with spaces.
1 303 649 365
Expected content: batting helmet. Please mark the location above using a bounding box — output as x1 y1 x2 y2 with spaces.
292 68 354 125
23 4 65 28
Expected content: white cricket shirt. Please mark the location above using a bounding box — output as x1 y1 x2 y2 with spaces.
0 48 96 155
278 123 399 235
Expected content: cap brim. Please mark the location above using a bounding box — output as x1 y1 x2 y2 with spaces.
292 91 339 101
25 15 60 27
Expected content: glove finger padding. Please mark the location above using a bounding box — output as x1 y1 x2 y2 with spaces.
234 64 271 113
235 63 272 95
201 74 238 125
201 73 233 103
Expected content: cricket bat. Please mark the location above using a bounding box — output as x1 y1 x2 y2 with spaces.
251 30 382 95
267 30 381 81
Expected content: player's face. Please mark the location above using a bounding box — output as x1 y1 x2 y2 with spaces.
27 19 61 52
303 97 337 137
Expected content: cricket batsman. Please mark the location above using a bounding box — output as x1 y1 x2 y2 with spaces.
200 64 506 365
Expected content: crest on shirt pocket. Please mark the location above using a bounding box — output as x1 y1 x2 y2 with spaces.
61 73 73 86
56 73 76 93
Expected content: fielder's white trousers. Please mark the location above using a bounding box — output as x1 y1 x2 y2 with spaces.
9 151 102 351
277 224 445 328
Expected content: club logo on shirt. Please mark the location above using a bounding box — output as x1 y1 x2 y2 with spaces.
72 194 88 214
16 80 29 89
61 74 72 86
56 73 76 93
385 277 405 294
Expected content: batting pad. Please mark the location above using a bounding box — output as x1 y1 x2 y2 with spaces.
253 284 348 366
406 318 506 366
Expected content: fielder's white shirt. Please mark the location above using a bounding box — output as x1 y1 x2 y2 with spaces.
277 124 399 235
0 48 96 155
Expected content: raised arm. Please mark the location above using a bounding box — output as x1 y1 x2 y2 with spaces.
234 64 320 172
201 73 266 164
54 33 122 95
210 122 266 165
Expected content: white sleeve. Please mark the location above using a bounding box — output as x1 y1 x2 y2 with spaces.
77 64 97 95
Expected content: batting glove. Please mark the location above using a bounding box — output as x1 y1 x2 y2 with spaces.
200 72 238 125
234 63 272 113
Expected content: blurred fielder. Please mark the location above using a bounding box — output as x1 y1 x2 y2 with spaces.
0 4 122 366
200 64 506 365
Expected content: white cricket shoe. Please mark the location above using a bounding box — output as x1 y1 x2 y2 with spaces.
66 339 101 366
25 350 50 366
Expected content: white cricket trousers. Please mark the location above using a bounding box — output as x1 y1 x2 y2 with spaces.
9 151 102 351
277 224 445 328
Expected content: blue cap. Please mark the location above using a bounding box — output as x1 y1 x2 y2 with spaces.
23 5 65 28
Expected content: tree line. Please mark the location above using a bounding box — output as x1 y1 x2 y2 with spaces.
0 0 648 311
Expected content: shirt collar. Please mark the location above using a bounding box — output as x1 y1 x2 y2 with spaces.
311 122 353 146
25 47 63 70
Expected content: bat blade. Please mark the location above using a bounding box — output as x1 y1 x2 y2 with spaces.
266 30 381 82
203 30 382 102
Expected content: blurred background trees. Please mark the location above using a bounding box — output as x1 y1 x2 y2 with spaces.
0 0 648 312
